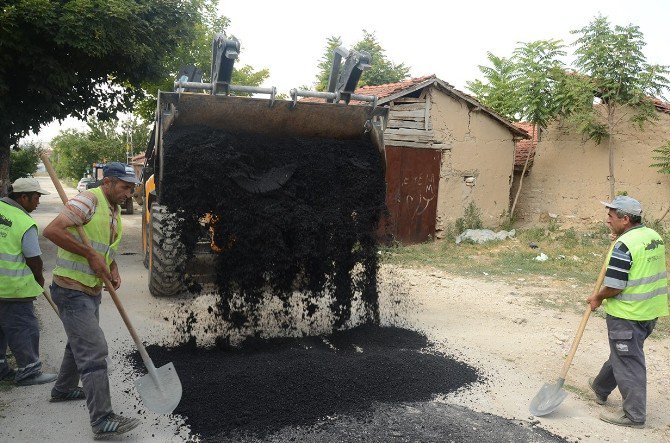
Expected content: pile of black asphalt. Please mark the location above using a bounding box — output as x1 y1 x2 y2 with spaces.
128 325 565 442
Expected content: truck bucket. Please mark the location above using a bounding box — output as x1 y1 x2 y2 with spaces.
157 92 385 142
155 92 385 200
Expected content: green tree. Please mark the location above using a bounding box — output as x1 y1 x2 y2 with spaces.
119 117 151 159
314 31 410 91
0 0 209 194
50 120 127 180
135 2 270 121
570 15 670 198
651 140 670 174
355 31 410 87
508 40 567 219
314 36 343 92
466 52 522 121
9 142 41 182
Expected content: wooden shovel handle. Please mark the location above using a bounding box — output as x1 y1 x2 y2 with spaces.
40 154 154 367
558 241 616 379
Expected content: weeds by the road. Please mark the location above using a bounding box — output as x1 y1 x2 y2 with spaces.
381 225 670 338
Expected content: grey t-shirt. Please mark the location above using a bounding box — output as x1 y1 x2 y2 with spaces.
21 226 42 258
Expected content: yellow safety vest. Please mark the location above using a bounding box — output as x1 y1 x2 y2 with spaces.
53 187 122 288
0 200 43 298
604 226 669 321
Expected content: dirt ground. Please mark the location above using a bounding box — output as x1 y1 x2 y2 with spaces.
1 176 669 442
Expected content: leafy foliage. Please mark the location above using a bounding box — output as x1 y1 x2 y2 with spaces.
314 31 410 91
651 140 670 174
569 15 670 196
9 142 41 182
50 120 130 180
466 53 522 121
315 36 344 92
513 40 567 128
455 202 483 233
0 0 213 194
135 2 269 120
0 0 206 147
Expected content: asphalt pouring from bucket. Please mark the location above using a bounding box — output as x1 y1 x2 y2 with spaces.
160 126 386 336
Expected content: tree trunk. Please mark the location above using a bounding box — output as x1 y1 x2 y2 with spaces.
0 142 9 197
657 205 670 223
607 110 615 199
509 125 536 221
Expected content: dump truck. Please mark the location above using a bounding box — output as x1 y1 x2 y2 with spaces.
141 34 386 297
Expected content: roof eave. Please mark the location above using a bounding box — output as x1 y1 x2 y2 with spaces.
374 77 529 139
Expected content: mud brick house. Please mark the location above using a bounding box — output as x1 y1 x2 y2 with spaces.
512 100 670 225
354 75 529 244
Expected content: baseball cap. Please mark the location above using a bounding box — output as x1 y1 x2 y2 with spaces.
103 162 140 184
11 177 50 195
601 195 642 216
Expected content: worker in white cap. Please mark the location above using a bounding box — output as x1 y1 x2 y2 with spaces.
0 177 57 385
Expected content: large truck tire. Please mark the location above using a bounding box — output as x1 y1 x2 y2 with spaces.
124 198 134 215
148 204 186 297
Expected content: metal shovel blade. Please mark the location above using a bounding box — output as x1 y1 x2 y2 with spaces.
134 362 182 414
529 378 568 416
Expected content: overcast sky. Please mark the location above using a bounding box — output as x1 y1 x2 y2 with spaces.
33 0 670 143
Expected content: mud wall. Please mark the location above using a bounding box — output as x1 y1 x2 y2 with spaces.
430 89 517 233
515 107 670 225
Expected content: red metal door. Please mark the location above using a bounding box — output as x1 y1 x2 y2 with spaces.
383 146 441 244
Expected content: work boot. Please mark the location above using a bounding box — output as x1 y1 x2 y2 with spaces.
92 413 140 440
599 411 644 428
50 386 86 402
588 377 607 405
15 372 57 386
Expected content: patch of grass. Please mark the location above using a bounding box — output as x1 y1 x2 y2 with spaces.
384 227 616 284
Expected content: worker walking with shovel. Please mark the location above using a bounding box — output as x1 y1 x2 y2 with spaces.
43 162 142 439
586 196 668 428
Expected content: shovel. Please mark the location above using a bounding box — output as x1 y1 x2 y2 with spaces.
41 154 181 414
529 242 614 416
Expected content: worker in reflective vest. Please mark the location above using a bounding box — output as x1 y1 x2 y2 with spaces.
43 162 141 439
587 196 668 428
0 177 57 385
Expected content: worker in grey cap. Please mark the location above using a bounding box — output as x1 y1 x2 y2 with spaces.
587 196 668 428
43 162 141 438
0 177 58 385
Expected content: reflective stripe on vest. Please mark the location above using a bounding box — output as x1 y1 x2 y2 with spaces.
0 201 43 298
604 226 669 320
55 257 97 275
0 252 25 263
0 267 33 277
52 187 122 288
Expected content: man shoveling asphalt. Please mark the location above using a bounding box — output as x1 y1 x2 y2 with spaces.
43 163 142 439
587 196 669 428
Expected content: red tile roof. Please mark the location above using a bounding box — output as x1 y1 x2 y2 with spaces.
652 98 670 114
513 122 537 171
301 75 529 139
354 75 438 99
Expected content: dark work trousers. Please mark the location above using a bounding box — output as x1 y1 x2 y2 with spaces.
592 314 656 423
0 299 42 382
50 283 112 427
